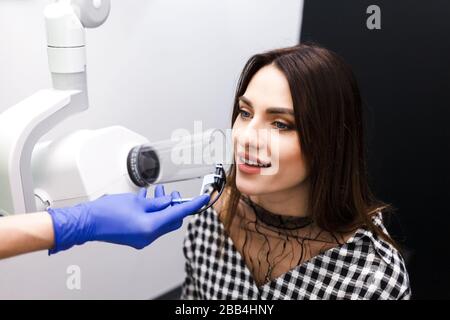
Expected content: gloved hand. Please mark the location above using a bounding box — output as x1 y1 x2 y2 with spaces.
47 185 210 254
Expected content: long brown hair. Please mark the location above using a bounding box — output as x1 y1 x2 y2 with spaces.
222 43 398 249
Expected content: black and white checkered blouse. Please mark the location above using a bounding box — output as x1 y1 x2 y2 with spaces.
181 206 411 300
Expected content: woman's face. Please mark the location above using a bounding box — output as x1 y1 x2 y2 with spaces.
232 64 309 196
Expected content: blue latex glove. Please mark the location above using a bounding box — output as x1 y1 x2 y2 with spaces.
47 185 210 254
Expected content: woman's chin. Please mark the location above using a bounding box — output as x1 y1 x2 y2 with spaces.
236 175 266 196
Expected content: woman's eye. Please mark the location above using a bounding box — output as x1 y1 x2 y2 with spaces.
239 109 251 119
273 121 291 130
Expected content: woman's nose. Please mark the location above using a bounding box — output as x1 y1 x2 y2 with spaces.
237 120 269 152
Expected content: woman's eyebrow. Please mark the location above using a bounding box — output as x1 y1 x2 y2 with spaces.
239 96 294 115
238 96 254 108
266 107 294 115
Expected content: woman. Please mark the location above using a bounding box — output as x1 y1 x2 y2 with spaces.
181 43 411 299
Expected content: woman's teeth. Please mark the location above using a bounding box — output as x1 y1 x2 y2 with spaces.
239 156 271 168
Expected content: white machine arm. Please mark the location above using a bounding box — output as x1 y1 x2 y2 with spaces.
45 0 111 77
0 0 226 216
0 90 83 214
0 0 110 215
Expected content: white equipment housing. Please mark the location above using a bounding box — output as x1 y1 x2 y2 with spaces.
0 1 112 215
32 126 148 211
0 0 222 216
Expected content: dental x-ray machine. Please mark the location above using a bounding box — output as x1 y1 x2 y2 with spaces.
0 0 226 216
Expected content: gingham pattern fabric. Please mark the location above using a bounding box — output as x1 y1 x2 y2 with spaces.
181 207 411 300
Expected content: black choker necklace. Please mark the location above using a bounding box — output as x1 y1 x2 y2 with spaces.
242 196 313 230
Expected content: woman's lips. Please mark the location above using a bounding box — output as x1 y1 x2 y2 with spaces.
236 152 271 175
238 163 262 174
237 153 271 166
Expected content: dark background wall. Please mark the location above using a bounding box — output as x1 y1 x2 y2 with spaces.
300 0 450 299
